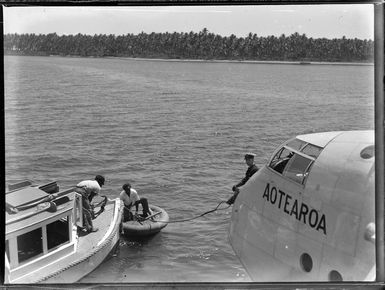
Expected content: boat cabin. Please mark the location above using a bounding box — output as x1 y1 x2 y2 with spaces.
5 181 83 283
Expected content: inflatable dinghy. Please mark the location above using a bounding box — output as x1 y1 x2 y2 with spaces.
121 205 169 237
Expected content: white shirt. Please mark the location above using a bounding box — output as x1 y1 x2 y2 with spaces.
76 180 101 197
119 188 140 207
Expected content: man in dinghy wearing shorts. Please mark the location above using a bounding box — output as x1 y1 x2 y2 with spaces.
120 182 153 221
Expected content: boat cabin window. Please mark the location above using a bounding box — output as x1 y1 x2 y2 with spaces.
47 217 70 250
17 228 43 264
9 213 72 267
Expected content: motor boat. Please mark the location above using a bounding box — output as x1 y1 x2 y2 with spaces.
5 180 123 283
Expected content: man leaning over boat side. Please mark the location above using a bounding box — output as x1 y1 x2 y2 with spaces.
120 182 152 221
75 175 105 233
227 153 259 205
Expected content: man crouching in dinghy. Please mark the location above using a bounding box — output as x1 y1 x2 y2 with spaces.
120 182 153 221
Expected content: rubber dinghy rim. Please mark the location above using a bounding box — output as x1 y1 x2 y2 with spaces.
121 205 169 236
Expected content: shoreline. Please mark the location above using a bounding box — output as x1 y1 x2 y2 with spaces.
109 56 374 66
5 53 374 66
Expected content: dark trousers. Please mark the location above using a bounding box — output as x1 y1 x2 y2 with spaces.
123 206 133 222
138 198 151 217
75 188 94 231
123 198 151 221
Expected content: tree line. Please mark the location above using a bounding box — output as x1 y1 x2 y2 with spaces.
4 29 374 62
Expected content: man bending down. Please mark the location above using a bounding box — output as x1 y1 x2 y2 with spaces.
75 175 105 233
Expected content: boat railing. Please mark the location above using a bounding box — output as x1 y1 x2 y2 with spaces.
74 192 83 228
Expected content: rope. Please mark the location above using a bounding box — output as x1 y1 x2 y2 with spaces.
157 200 231 224
91 195 108 208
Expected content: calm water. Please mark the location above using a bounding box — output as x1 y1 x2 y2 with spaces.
4 55 374 283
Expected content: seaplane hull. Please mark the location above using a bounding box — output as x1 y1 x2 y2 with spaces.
229 131 375 281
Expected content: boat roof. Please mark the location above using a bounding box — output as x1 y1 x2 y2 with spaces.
6 191 75 236
6 186 48 208
296 130 374 148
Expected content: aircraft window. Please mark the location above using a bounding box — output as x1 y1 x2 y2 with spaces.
283 154 313 184
300 253 313 272
360 145 374 159
301 144 322 158
286 139 306 151
269 147 294 174
329 270 343 281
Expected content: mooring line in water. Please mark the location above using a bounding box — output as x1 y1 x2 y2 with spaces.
157 200 231 224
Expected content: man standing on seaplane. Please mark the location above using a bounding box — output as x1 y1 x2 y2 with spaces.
75 175 105 233
227 153 259 205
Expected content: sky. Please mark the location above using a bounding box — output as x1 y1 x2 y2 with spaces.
3 5 374 40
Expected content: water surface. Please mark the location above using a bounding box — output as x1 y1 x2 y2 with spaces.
4 55 374 282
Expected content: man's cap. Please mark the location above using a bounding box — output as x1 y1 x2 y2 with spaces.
244 153 256 159
95 175 105 186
